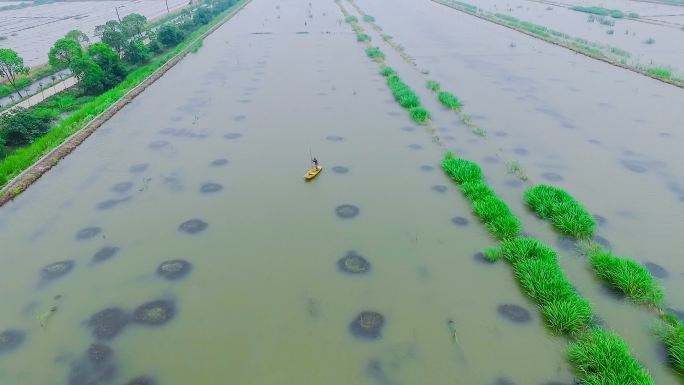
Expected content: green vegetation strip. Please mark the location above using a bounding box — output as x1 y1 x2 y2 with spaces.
432 0 684 88
524 184 683 374
442 153 653 384
0 0 250 201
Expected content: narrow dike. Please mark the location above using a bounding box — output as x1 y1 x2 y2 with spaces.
335 1 655 383
0 0 252 206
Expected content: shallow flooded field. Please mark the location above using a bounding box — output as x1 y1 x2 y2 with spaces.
458 0 684 77
1 0 684 384
0 0 188 67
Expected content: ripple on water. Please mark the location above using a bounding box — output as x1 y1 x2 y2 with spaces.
408 144 422 150
157 260 192 281
332 166 349 174
122 376 157 385
337 251 371 274
643 262 668 279
224 133 242 140
541 172 563 182
147 140 170 149
92 246 120 264
40 260 75 282
88 307 130 341
335 204 359 219
431 185 448 193
497 304 531 324
178 219 208 234
451 216 469 226
0 329 26 355
111 182 133 194
419 165 434 172
620 159 648 173
129 163 149 174
210 158 228 167
76 227 102 240
133 300 176 326
200 182 223 194
326 135 344 142
349 311 385 340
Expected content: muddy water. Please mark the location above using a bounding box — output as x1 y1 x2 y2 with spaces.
466 0 684 77
0 0 188 67
0 1 583 385
352 0 684 382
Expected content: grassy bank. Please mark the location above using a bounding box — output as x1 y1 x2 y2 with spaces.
0 0 248 191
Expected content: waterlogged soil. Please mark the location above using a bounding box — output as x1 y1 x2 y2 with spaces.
352 0 684 383
466 0 684 77
0 0 188 67
0 0 571 384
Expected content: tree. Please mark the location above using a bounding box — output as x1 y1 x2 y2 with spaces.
95 21 127 54
48 38 82 69
0 49 29 98
147 39 163 55
70 57 105 95
121 13 147 40
193 7 212 25
123 40 149 65
88 43 126 88
157 25 184 47
65 29 90 45
0 107 50 146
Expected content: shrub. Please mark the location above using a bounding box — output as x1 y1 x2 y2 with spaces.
646 67 671 79
123 40 150 65
525 185 595 238
0 108 51 146
588 247 663 305
567 329 653 385
193 7 213 25
158 25 185 47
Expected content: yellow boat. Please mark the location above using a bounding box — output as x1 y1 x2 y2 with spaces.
304 166 322 180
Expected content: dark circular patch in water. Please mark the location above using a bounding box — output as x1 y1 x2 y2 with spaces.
200 182 223 194
96 197 131 210
431 185 448 193
157 260 192 280
87 343 113 365
147 140 170 149
492 378 518 385
224 133 242 139
41 260 75 281
408 144 422 150
111 182 134 194
233 115 246 121
337 251 370 274
451 216 469 226
211 158 229 167
326 135 344 142
588 139 601 144
599 284 626 301
593 235 611 249
178 219 208 234
473 252 494 264
643 262 668 279
593 214 607 226
388 111 400 116
400 126 415 132
88 307 130 340
556 236 575 251
0 329 26 355
129 163 149 173
420 165 434 172
513 147 529 156
667 307 684 322
349 311 385 339
494 131 508 137
76 227 102 240
483 156 499 164
540 382 570 385
133 300 175 326
92 246 120 264
332 166 349 174
335 204 359 219
123 376 157 385
505 179 523 188
541 172 563 182
621 159 648 173
497 304 531 323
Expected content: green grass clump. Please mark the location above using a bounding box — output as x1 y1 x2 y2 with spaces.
365 46 385 61
483 247 500 262
426 80 440 91
572 6 624 18
345 15 358 23
357 33 370 42
437 90 463 111
588 247 663 305
525 185 595 238
363 15 375 22
386 75 420 108
567 329 653 385
379 66 395 77
646 67 671 79
543 296 592 335
655 317 684 373
409 106 429 124
460 180 494 201
442 153 482 184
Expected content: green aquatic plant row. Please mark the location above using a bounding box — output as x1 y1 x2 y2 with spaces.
587 246 663 305
357 33 370 42
655 316 684 374
426 80 440 91
437 90 463 111
365 46 385 61
345 15 358 23
568 328 653 385
363 15 375 22
442 153 521 240
525 185 595 238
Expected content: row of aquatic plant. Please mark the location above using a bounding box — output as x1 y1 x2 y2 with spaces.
339 2 429 125
0 0 248 190
433 0 684 87
571 6 627 19
441 152 653 384
523 184 683 374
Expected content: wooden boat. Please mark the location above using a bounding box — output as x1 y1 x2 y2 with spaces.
304 166 322 180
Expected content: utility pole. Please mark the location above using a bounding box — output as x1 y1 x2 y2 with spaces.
114 6 121 22
165 0 170 13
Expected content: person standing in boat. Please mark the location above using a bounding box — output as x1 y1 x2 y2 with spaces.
312 157 319 169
